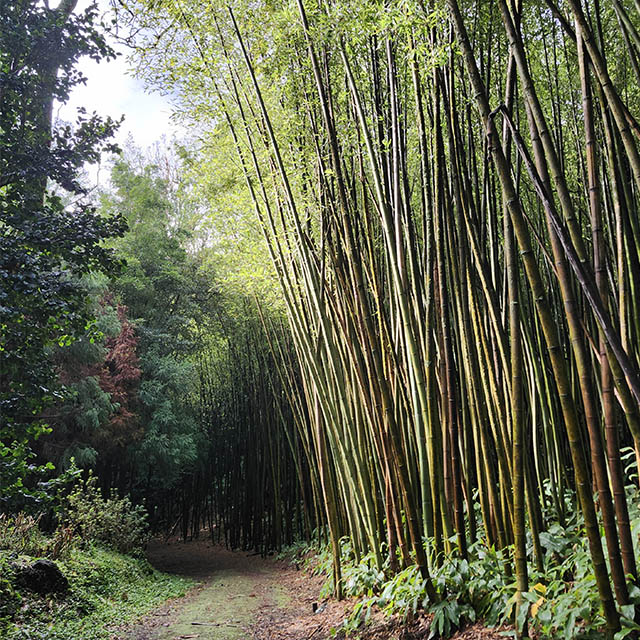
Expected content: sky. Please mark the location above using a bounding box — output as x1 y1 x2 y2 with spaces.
55 0 178 185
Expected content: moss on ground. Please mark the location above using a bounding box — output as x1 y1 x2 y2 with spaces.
3 545 192 640
147 563 291 640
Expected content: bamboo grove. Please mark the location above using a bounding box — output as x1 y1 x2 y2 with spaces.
124 0 640 635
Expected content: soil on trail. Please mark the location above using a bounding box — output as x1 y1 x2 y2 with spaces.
114 538 505 640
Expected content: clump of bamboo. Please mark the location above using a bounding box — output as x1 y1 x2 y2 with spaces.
124 0 640 634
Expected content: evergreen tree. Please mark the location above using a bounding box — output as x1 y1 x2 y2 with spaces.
0 0 125 507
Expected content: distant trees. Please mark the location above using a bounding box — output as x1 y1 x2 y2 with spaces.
20 145 228 521
100 158 214 496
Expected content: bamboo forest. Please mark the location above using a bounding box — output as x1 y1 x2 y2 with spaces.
4 0 640 639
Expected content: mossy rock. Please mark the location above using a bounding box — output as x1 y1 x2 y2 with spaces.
12 558 69 594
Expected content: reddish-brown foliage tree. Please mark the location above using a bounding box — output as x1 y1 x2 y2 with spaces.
97 303 142 450
39 300 142 468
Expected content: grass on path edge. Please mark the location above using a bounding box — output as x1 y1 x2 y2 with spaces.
2 545 194 640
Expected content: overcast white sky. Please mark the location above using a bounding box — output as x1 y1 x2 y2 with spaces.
55 0 178 184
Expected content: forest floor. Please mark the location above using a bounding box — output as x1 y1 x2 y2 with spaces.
113 537 506 640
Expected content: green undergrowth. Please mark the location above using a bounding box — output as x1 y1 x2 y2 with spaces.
0 470 192 639
282 484 640 640
2 544 192 640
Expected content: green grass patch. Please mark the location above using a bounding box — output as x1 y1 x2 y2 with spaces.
4 545 193 640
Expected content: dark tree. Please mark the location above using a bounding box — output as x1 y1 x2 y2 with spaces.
0 0 126 506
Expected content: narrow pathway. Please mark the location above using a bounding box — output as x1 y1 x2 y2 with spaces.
119 539 296 640
116 539 505 640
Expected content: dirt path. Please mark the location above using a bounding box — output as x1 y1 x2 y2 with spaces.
115 540 291 640
115 539 505 640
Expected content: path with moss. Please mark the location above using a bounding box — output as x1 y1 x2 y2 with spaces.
116 540 506 640
117 539 299 640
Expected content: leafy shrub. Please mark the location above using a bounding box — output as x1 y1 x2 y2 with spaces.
451 543 511 626
427 596 476 639
342 550 385 598
62 474 149 554
377 565 425 618
339 538 510 638
301 490 640 639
